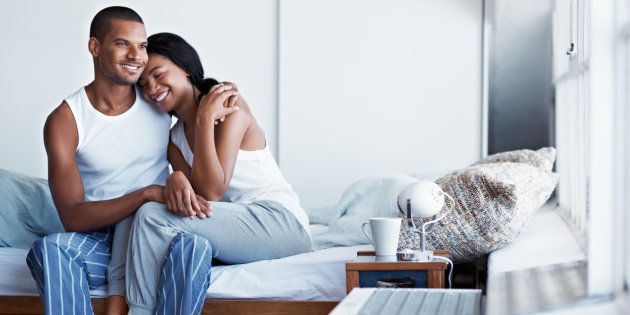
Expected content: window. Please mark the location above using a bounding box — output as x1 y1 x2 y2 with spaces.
553 0 588 240
554 0 629 298
618 0 630 293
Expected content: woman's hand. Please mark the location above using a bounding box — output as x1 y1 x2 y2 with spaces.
164 171 213 219
198 83 240 125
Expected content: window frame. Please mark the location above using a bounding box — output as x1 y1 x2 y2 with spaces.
586 0 629 298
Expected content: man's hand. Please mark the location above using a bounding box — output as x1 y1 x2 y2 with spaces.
198 83 240 126
214 81 239 125
143 185 166 204
222 81 239 107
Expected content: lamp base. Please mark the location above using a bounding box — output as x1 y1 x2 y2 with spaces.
397 249 433 262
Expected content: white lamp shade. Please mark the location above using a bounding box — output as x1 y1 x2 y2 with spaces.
398 180 445 218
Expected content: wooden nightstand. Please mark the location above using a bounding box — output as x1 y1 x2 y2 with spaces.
345 250 450 293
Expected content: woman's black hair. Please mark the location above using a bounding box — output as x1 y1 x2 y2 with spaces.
147 32 218 99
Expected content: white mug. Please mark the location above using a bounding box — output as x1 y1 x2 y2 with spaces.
361 217 401 256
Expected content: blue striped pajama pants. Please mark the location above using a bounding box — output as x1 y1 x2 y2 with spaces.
154 233 213 315
26 228 113 315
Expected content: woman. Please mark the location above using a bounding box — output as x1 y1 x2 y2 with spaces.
123 33 312 315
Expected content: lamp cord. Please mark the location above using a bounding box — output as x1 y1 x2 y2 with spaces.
399 188 457 289
431 254 454 288
425 192 456 288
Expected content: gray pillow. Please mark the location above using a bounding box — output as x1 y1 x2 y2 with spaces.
472 147 556 171
0 169 64 248
398 162 558 262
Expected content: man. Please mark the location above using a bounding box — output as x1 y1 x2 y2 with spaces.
25 6 212 315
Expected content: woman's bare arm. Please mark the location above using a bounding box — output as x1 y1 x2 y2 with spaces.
190 84 247 200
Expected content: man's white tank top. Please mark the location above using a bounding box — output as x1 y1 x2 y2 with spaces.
170 120 310 236
64 86 171 202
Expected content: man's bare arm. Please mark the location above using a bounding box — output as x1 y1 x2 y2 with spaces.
44 102 162 232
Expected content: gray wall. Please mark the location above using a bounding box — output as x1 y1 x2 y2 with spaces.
488 0 554 154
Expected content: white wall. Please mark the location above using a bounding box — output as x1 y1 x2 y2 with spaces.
1 0 483 210
0 0 278 178
279 0 483 208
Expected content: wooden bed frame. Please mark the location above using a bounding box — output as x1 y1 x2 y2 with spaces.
0 296 338 315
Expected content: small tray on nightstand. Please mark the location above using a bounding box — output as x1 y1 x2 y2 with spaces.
346 250 450 293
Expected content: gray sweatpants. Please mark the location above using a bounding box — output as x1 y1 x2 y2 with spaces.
107 214 134 296
120 201 311 314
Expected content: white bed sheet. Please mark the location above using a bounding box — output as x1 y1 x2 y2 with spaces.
0 224 371 301
487 203 585 275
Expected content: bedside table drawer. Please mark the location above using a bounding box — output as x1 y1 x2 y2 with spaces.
346 250 449 293
358 270 427 288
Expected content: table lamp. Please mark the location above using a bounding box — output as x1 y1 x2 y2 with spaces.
397 180 455 261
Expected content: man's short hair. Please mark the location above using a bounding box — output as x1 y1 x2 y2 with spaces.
90 6 144 41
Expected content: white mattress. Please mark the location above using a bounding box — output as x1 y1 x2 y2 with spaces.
0 224 372 301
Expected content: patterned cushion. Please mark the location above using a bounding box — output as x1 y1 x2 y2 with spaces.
473 147 556 171
398 162 558 262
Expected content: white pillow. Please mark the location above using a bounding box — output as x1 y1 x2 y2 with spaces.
304 205 337 225
312 174 416 249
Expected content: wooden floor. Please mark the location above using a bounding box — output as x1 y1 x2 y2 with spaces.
0 296 338 315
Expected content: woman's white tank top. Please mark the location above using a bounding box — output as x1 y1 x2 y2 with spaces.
170 120 310 235
64 86 171 201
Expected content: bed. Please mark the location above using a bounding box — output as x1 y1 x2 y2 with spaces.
0 224 372 314
485 202 587 313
